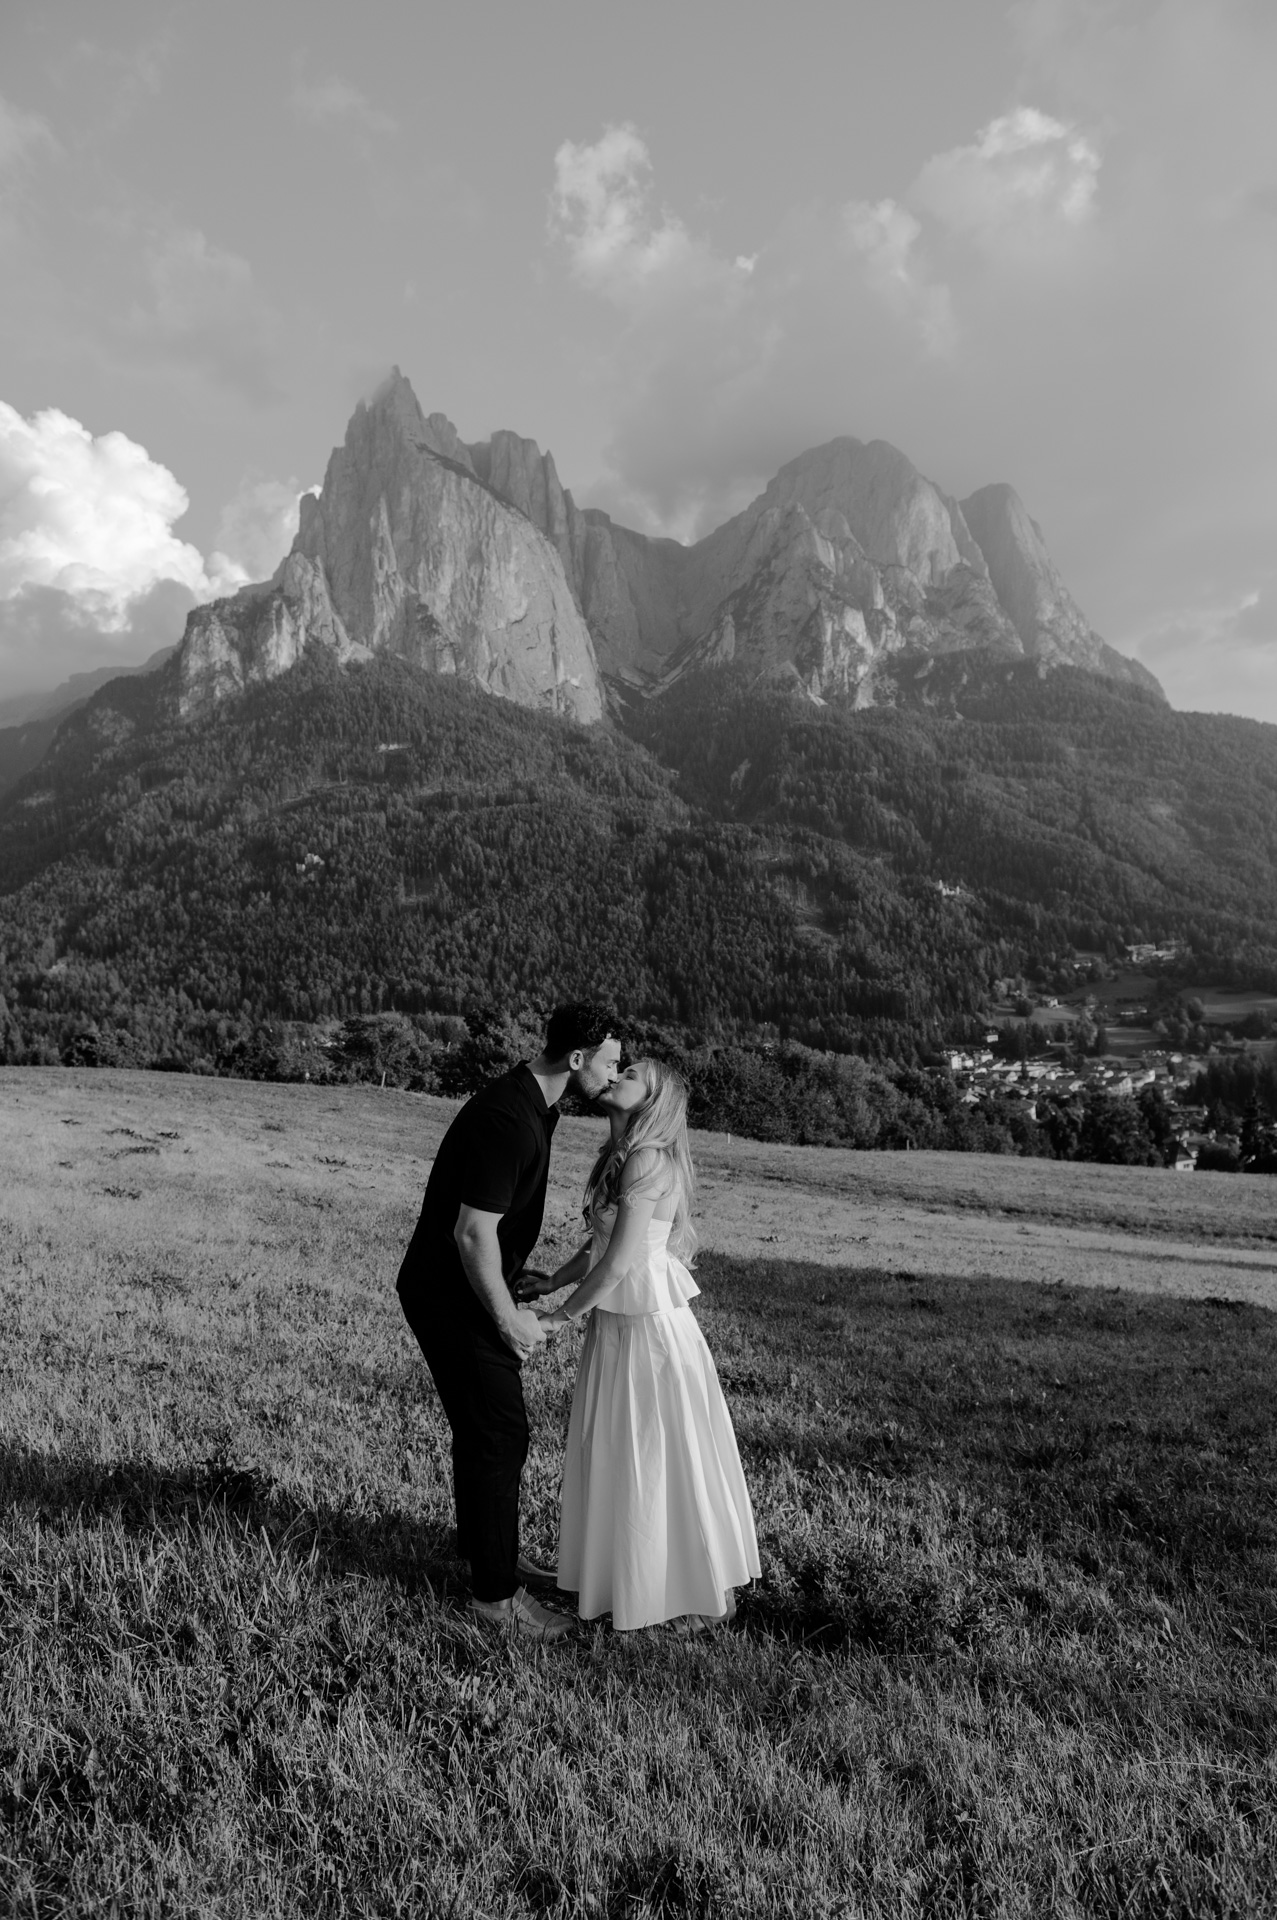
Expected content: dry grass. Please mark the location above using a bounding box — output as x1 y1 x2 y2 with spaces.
1 1070 1275 1917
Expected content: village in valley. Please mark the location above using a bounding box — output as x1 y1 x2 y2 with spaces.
942 943 1277 1171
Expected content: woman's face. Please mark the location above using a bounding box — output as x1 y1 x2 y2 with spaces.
597 1063 649 1114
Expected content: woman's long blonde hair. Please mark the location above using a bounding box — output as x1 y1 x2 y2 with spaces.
585 1057 698 1261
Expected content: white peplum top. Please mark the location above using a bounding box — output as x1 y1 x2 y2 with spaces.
585 1206 700 1317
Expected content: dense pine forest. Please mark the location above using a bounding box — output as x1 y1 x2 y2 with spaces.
640 660 1277 990
1 645 1276 1163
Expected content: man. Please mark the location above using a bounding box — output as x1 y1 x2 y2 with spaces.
397 1003 621 1640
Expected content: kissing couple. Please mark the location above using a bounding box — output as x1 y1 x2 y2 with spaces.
396 1003 760 1641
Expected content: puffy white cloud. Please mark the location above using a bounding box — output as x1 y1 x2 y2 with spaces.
550 125 720 305
0 402 208 610
0 401 308 696
205 476 315 593
290 77 397 136
912 107 1100 246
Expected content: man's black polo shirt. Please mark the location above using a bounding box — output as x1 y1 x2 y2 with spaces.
396 1065 558 1335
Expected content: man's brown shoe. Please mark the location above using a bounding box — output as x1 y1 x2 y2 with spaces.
469 1585 573 1642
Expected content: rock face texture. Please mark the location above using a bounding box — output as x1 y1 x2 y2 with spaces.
177 553 369 716
177 373 604 723
959 484 1161 693
642 440 1024 702
174 372 1160 720
466 430 686 683
467 425 1160 705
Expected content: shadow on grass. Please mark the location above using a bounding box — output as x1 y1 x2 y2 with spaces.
6 1258 1275 1917
0 1438 468 1607
5 1258 1276 1674
699 1255 1277 1659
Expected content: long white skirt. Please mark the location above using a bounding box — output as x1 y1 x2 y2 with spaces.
556 1305 761 1629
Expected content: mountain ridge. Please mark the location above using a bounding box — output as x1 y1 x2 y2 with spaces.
0 645 178 800
176 376 604 725
457 393 1161 704
164 370 1162 723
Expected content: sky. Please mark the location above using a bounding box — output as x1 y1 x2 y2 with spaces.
1 0 1275 721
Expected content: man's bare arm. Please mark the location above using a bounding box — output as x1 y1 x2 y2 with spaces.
454 1205 546 1358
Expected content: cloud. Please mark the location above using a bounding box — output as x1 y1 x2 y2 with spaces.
1134 589 1277 724
0 92 57 173
290 77 397 136
65 28 172 130
0 402 209 610
548 124 775 534
0 400 307 697
912 107 1100 247
205 476 315 593
125 225 285 402
844 200 956 356
550 125 732 305
546 125 966 534
549 6 1277 725
0 578 197 704
0 91 58 250
0 401 207 695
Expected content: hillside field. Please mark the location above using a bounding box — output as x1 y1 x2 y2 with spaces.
1 1069 1275 1916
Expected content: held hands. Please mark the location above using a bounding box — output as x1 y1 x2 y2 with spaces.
500 1303 572 1354
513 1267 561 1302
501 1306 547 1361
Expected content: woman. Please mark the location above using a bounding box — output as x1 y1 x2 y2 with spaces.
538 1059 760 1631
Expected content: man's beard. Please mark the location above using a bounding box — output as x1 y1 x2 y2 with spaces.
567 1064 610 1102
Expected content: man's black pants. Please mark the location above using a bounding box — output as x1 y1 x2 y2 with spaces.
401 1298 529 1604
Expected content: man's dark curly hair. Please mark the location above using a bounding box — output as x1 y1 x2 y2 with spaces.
545 1002 619 1060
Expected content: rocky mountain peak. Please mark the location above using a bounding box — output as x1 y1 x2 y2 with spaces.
168 369 1159 725
356 368 473 469
759 436 982 587
174 374 604 723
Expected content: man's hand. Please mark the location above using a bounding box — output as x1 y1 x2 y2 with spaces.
513 1267 561 1302
499 1306 547 1361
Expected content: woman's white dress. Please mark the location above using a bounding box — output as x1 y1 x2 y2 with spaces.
556 1207 760 1629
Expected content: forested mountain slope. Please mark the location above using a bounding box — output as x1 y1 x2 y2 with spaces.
1 650 1275 1080
0 651 1010 1062
639 661 1277 987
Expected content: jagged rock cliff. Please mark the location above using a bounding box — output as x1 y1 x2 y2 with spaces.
466 429 686 683
177 375 604 723
959 483 1159 692
174 370 1160 722
642 440 1024 701
467 422 1161 706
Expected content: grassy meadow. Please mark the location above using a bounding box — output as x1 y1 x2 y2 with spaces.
1 1069 1275 1918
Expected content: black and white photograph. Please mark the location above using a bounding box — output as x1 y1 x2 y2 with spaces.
1 2 1274 1914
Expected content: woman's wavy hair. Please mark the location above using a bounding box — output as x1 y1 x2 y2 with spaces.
584 1057 698 1261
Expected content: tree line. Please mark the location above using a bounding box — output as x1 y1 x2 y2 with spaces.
1 646 1275 1170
